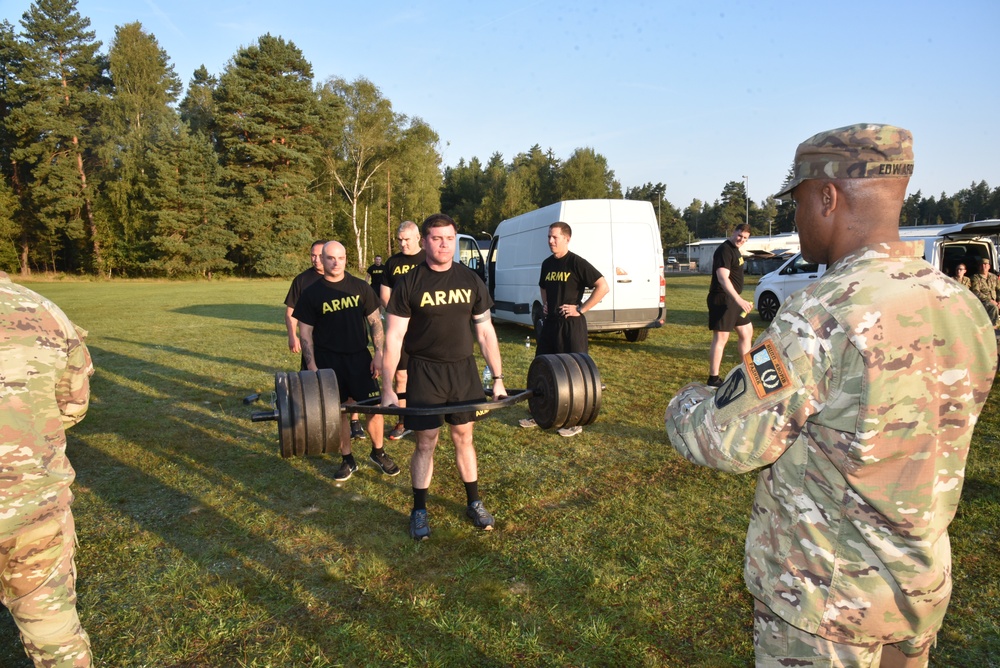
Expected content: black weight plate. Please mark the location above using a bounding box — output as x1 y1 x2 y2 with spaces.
316 368 342 455
527 354 571 429
299 371 324 456
553 353 587 428
286 371 307 457
275 372 293 458
566 353 594 426
570 353 602 426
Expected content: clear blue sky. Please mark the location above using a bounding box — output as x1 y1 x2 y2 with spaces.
5 0 999 211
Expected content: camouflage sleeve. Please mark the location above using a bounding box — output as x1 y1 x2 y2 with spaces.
664 311 836 473
55 323 93 429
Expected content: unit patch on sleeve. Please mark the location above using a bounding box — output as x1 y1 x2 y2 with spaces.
744 339 790 399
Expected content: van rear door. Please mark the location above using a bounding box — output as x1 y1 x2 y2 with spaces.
609 220 662 326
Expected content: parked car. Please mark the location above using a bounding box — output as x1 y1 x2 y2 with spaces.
753 220 1000 322
667 256 677 264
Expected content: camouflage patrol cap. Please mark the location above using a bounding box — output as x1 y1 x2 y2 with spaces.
775 123 914 200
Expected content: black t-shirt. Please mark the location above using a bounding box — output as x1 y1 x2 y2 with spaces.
292 273 380 355
367 263 385 290
387 262 492 363
709 239 744 295
382 250 426 291
283 268 323 308
539 251 603 316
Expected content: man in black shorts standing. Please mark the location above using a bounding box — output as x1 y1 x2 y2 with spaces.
294 241 400 481
382 214 506 540
519 221 609 436
707 223 754 387
380 221 425 441
284 240 365 439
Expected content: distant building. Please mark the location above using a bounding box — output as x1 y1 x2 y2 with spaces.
686 233 800 274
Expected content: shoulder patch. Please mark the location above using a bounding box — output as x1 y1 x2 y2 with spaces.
744 339 791 399
715 368 747 408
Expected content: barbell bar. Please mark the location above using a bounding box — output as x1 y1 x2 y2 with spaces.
251 353 603 458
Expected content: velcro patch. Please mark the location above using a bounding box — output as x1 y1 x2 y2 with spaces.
715 368 747 409
744 339 790 399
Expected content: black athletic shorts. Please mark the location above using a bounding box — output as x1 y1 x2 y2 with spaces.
404 356 484 431
707 293 750 332
316 350 380 403
537 314 589 355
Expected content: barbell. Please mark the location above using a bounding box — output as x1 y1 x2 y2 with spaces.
251 353 603 458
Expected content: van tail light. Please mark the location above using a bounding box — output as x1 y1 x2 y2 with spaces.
659 267 666 307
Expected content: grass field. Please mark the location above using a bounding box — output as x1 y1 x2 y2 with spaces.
1 275 997 667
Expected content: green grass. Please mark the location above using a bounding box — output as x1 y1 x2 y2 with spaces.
1 275 997 667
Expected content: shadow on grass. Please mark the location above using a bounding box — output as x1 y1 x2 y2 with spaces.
173 303 284 324
63 347 499 665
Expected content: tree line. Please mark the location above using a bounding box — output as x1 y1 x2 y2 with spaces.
2 0 997 277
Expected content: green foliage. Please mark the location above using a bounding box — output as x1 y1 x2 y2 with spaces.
5 0 107 274
214 34 323 276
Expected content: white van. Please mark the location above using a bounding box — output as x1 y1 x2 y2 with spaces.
754 220 1000 321
485 199 665 342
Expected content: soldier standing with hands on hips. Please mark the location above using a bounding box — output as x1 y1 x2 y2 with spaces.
518 221 608 436
664 124 997 666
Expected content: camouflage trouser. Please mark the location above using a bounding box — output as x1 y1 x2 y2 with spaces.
753 599 933 668
0 509 91 668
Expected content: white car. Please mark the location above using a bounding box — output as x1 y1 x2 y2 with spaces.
753 219 1000 322
753 254 825 321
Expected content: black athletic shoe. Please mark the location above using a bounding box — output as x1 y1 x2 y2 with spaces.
410 509 431 540
350 420 366 440
334 459 358 481
369 450 400 476
466 500 495 531
707 375 723 388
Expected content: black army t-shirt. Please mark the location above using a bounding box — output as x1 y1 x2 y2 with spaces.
293 274 380 356
387 262 492 363
539 251 603 315
283 267 323 308
709 239 744 295
382 250 426 291
367 263 385 290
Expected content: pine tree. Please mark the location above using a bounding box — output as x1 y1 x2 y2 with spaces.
146 128 233 277
214 34 323 276
97 21 182 275
6 0 107 273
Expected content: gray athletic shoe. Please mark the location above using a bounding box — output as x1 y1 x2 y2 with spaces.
388 423 411 440
466 500 495 531
369 449 400 476
410 509 431 540
557 425 583 437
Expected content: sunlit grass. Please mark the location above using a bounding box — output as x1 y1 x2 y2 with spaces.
0 275 994 667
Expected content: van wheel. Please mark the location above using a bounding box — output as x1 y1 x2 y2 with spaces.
624 328 648 343
757 292 780 322
531 302 544 343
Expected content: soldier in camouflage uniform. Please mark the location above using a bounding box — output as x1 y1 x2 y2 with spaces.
664 124 997 667
969 257 999 325
1 272 93 667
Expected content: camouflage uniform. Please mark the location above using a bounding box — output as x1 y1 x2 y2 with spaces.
0 272 93 667
665 242 997 661
969 270 999 325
